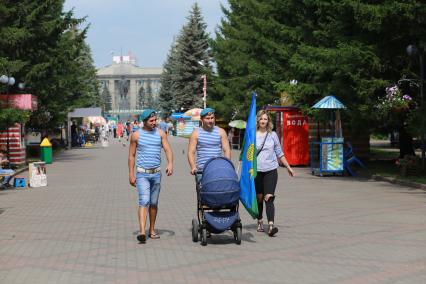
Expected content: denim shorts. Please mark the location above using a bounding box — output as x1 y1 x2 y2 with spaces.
136 172 161 207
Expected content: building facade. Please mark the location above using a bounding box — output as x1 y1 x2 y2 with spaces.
96 55 162 117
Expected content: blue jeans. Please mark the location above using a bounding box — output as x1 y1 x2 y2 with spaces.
136 172 161 207
0 169 15 185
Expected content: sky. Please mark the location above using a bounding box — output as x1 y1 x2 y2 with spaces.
64 0 227 68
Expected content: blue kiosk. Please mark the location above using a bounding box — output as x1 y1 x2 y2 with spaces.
310 96 346 176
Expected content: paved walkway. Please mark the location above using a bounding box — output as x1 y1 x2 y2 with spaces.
0 136 425 284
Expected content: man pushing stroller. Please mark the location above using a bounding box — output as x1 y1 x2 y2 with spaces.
188 108 241 245
187 108 231 178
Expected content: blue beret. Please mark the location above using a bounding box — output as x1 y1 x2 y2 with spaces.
140 109 157 121
200 108 215 117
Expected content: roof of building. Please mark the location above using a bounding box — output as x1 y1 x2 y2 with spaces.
97 62 162 77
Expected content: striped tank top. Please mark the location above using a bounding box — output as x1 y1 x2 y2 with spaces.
196 126 222 170
137 128 161 169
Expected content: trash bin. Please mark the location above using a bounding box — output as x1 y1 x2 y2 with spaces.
40 138 52 164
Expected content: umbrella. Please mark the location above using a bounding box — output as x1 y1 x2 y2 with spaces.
229 120 246 129
312 96 346 137
184 108 202 121
87 116 107 125
312 96 346 109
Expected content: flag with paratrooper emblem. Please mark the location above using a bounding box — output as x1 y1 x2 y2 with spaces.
239 92 258 218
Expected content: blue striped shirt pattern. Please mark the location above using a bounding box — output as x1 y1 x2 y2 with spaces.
256 131 284 172
137 128 161 169
196 126 222 170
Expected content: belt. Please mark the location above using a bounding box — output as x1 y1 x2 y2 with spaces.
137 167 161 174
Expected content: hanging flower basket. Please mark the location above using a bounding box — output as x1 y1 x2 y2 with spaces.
393 106 409 113
378 85 413 116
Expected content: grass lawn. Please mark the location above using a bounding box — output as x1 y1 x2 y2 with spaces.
363 147 426 184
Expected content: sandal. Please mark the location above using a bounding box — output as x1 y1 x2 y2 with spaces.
257 220 265 232
268 226 278 237
149 233 160 239
137 234 146 243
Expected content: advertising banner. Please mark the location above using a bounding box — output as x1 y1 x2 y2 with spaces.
29 162 47 187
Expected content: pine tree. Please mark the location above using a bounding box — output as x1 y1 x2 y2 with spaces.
210 0 288 120
167 3 212 111
211 0 426 147
101 82 112 112
137 84 145 109
0 0 99 129
145 79 153 108
158 40 178 113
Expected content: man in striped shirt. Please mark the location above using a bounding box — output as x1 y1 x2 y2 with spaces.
128 109 173 243
187 108 231 177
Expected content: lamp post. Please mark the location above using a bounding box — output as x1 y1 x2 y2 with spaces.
406 44 425 171
201 74 207 109
0 74 16 161
197 61 208 109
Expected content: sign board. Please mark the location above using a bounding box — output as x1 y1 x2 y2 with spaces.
29 162 47 187
0 94 38 110
283 110 310 165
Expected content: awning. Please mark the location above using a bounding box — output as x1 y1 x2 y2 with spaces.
68 107 102 118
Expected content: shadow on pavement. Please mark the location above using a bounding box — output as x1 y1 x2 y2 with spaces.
206 231 256 245
132 228 176 237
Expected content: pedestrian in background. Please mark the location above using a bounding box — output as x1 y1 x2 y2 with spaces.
0 146 14 188
159 118 168 133
133 120 140 133
255 110 295 237
117 122 123 141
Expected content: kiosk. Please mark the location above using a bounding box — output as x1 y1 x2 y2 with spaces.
264 106 309 166
309 96 346 176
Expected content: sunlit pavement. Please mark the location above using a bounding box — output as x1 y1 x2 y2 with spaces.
0 136 425 284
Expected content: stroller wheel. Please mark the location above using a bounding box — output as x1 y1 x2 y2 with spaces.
201 227 207 246
191 219 199 242
234 227 242 245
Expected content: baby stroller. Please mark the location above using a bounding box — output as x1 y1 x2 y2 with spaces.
192 157 242 246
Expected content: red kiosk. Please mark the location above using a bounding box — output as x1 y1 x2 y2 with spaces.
265 106 309 166
0 94 37 165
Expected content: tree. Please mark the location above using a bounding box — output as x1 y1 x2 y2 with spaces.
158 40 178 113
101 82 112 112
145 79 154 108
0 0 99 130
210 0 289 120
211 0 426 156
160 3 212 111
137 84 145 109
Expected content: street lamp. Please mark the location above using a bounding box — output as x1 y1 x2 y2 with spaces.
0 74 16 161
406 44 425 171
198 61 207 109
201 74 207 109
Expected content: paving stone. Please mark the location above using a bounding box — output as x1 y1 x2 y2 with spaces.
0 136 425 283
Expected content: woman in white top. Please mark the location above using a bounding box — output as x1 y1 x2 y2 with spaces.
255 110 295 236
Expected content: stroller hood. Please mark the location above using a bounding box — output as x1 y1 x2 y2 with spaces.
200 157 240 207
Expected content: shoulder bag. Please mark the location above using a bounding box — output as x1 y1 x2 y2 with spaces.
256 132 269 157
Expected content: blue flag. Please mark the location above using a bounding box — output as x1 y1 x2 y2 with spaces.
239 92 258 218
